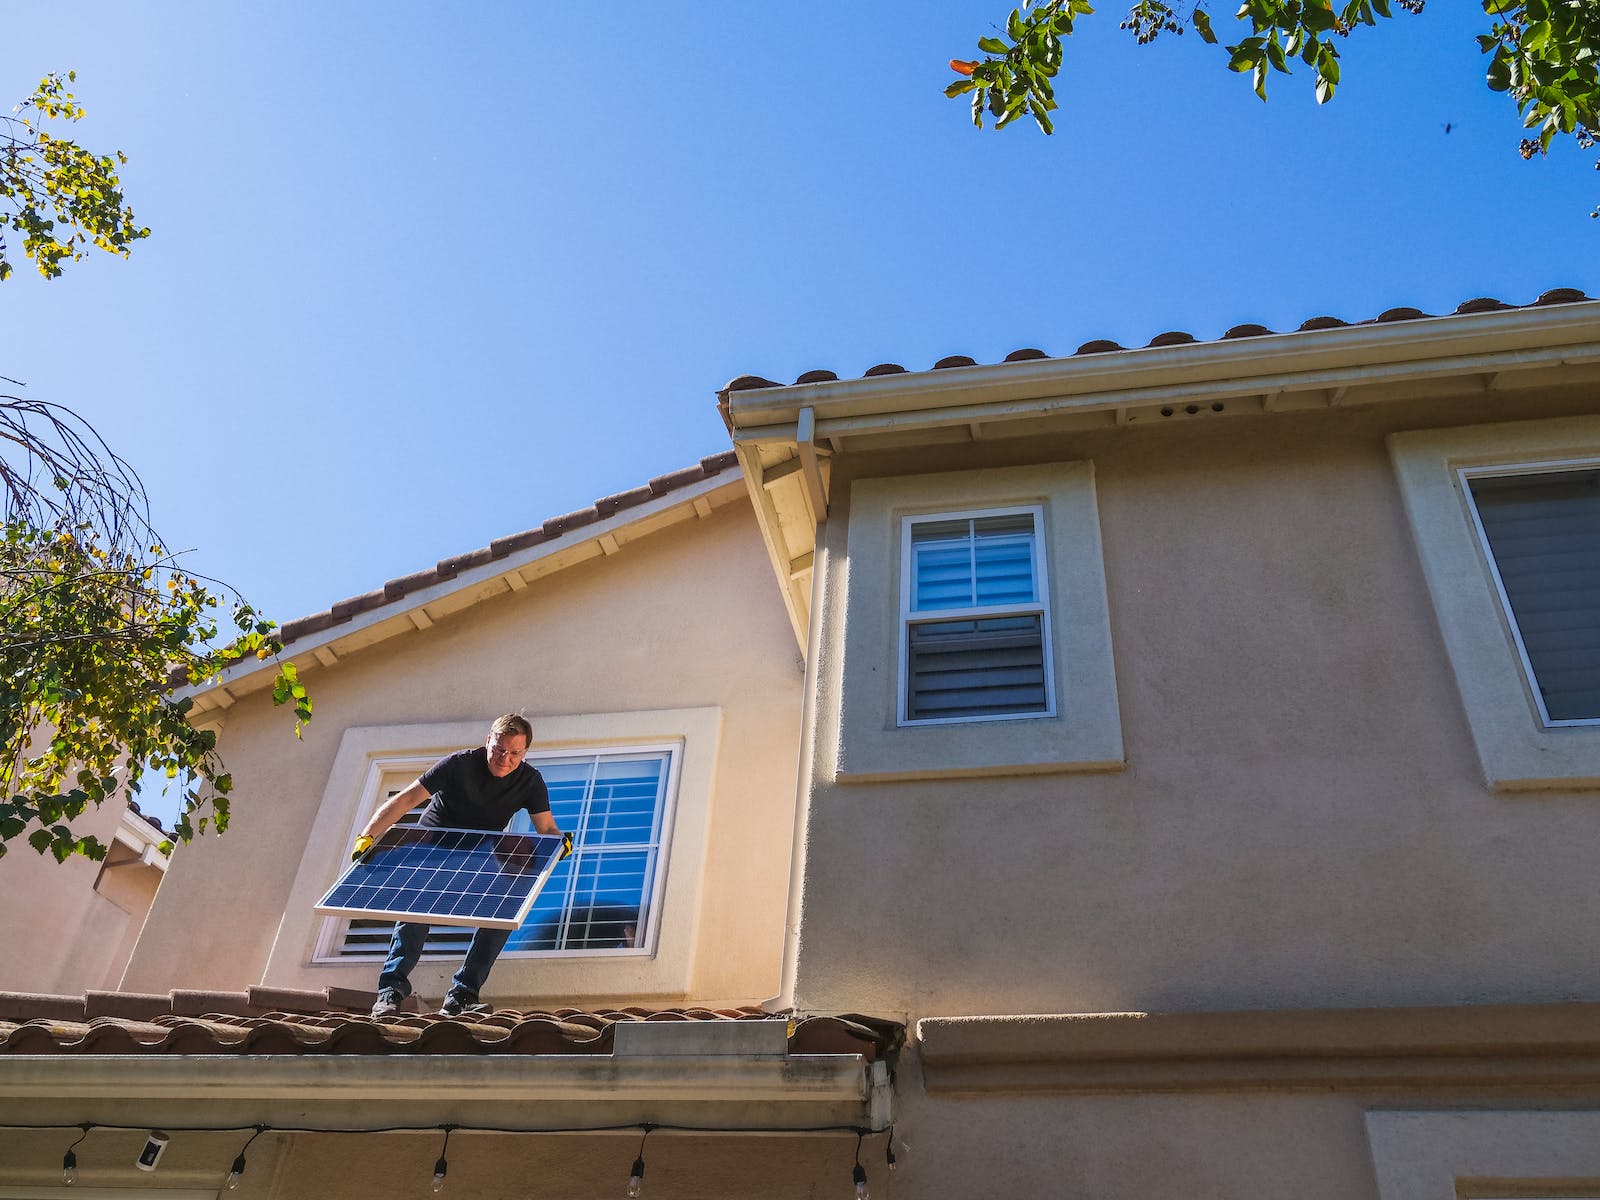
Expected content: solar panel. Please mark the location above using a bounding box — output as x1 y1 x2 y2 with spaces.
316 826 571 930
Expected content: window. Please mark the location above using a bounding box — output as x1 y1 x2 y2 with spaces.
1464 465 1600 726
900 507 1054 724
1389 416 1600 790
334 749 672 960
832 461 1124 782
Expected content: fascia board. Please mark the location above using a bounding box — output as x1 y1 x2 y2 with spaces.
181 474 744 702
0 1053 871 1128
725 303 1600 436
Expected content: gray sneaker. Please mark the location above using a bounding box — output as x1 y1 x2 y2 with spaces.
371 988 404 1018
438 990 474 1017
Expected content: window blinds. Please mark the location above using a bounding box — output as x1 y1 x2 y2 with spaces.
1469 468 1600 723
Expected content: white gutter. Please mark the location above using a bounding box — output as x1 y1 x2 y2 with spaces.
0 1051 875 1130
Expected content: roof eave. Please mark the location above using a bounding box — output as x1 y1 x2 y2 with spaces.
723 302 1600 440
180 473 745 712
721 304 1600 650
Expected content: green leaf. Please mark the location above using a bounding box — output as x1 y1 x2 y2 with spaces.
977 35 1010 54
1193 9 1218 42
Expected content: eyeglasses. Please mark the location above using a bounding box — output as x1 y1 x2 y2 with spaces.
486 741 525 761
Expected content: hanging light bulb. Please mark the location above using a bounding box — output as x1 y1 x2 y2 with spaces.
625 1125 652 1198
62 1125 91 1186
852 1162 869 1200
431 1126 453 1194
225 1125 265 1191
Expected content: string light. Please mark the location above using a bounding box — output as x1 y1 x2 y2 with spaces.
61 1124 90 1186
12 1119 895 1195
432 1126 454 1193
626 1125 652 1198
225 1125 267 1191
851 1131 869 1200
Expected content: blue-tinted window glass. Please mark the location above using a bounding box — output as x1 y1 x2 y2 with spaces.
911 512 1037 612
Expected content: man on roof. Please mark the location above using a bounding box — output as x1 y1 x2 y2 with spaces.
352 713 564 1018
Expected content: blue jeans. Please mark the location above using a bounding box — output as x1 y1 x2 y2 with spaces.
377 922 512 1001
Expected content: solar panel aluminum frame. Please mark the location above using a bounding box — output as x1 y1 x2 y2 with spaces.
315 826 570 931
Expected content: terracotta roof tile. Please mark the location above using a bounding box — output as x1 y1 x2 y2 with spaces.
863 363 907 377
85 990 171 1022
0 993 85 1022
1298 315 1349 331
0 988 900 1061
1075 339 1124 355
1147 331 1198 347
595 486 654 518
1003 348 1049 362
1537 286 1587 304
1455 297 1512 314
933 356 976 369
1377 306 1429 323
795 369 838 384
1222 323 1273 339
264 454 740 650
170 990 254 1018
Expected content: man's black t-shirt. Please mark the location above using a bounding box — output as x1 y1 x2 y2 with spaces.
416 747 550 831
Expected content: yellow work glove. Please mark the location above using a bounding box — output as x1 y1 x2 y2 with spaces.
559 832 574 860
351 834 374 863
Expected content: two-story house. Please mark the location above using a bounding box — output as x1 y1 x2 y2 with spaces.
2 289 1598 1199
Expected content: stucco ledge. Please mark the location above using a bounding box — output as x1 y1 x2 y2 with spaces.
917 1002 1600 1094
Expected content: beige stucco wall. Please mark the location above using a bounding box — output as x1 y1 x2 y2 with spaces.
793 384 1600 1020
778 382 1600 1199
122 499 802 1007
0 795 162 994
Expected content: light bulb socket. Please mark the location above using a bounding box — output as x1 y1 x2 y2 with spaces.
62 1149 77 1185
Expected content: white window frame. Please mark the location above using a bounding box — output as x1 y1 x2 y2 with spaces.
897 504 1056 727
311 742 682 964
1389 416 1600 791
1460 457 1600 730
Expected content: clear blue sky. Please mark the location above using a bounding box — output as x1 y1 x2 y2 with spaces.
6 2 1595 632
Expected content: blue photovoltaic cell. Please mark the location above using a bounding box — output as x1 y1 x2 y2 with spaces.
315 826 568 930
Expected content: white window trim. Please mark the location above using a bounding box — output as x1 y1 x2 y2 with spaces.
832 461 1123 783
1459 457 1600 730
309 742 683 965
1389 415 1600 791
263 708 723 1002
897 503 1057 727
